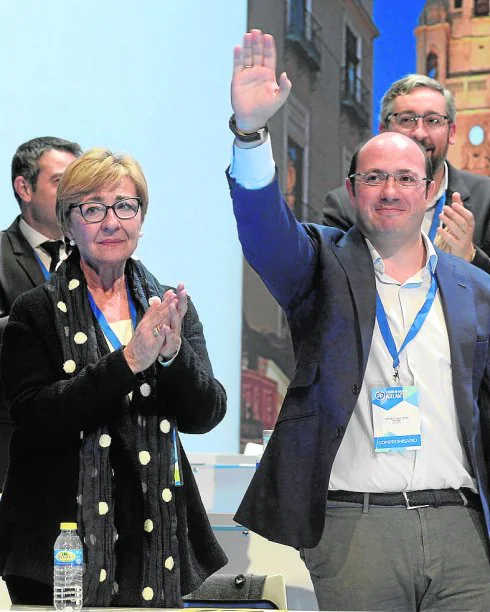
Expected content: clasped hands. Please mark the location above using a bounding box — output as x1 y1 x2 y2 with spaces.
124 283 187 374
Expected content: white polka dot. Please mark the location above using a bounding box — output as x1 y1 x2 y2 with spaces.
74 332 88 345
140 383 151 397
139 451 151 465
68 279 80 290
144 519 154 533
80 431 84 440
57 301 67 313
63 360 76 373
98 501 109 515
99 434 112 448
161 488 172 503
160 419 171 434
142 586 154 601
165 556 174 571
99 569 107 582
131 254 140 261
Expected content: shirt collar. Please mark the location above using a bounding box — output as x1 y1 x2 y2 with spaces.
365 232 438 279
19 217 64 250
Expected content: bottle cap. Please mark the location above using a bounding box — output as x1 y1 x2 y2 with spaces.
60 522 77 530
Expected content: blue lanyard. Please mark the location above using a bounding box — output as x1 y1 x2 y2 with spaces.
427 192 446 243
376 272 438 382
34 253 51 281
88 281 137 350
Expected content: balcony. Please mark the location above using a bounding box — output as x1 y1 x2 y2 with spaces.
340 69 371 128
286 4 322 71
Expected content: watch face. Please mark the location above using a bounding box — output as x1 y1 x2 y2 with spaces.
468 125 485 146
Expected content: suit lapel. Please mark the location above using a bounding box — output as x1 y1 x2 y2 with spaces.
332 226 376 368
5 217 45 287
436 252 475 438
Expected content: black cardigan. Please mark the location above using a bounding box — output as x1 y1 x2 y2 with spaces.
0 282 227 604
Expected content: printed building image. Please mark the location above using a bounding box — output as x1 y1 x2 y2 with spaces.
416 0 490 175
239 0 378 449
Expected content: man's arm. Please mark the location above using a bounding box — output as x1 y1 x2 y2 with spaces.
229 30 318 309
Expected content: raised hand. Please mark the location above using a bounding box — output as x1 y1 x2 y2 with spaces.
437 192 476 261
232 29 292 133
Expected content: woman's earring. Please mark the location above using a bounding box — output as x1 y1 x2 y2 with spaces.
138 231 143 238
69 239 76 247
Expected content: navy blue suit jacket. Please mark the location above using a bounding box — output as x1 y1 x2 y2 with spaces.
231 175 490 549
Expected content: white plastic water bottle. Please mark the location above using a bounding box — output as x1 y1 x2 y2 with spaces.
53 522 83 610
256 429 273 469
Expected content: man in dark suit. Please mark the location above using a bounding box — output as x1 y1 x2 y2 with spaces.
324 74 490 274
0 137 81 487
229 30 490 611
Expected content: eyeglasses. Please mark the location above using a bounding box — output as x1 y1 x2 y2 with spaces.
349 172 431 188
387 112 449 131
69 197 141 224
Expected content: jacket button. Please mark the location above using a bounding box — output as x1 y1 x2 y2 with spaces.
336 426 345 439
352 384 360 395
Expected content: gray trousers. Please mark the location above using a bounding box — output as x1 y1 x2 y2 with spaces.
300 499 490 611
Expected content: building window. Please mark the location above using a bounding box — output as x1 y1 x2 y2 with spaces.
284 93 310 220
426 52 438 79
345 26 361 103
286 0 322 69
454 0 463 7
475 0 489 16
340 24 369 127
285 138 304 219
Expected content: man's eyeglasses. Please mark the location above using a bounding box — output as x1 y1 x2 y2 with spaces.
349 172 431 188
69 197 141 224
387 112 449 131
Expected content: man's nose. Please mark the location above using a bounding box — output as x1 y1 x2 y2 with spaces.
380 175 399 198
410 117 430 140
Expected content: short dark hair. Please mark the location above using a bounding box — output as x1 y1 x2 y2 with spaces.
11 136 82 205
348 136 433 196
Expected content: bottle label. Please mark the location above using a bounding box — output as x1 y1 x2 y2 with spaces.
54 549 83 566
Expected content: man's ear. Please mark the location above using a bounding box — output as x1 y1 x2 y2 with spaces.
426 180 436 202
13 176 33 203
448 121 456 146
345 177 356 207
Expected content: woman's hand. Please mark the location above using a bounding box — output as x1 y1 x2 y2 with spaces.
123 285 187 373
157 283 187 361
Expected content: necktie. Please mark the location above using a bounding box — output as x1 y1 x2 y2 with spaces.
41 240 63 273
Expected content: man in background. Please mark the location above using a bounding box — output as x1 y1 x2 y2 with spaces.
0 136 82 487
323 74 490 273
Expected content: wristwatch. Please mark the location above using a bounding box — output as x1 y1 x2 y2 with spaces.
229 114 269 143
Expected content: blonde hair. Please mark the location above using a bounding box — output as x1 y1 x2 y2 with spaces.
56 147 149 234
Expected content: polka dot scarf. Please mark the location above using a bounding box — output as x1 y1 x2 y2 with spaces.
45 250 181 607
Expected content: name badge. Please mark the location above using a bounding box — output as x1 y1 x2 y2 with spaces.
371 385 421 453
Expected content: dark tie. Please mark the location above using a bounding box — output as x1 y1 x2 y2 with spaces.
41 240 63 273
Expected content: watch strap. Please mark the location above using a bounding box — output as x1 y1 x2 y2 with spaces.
229 114 268 143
